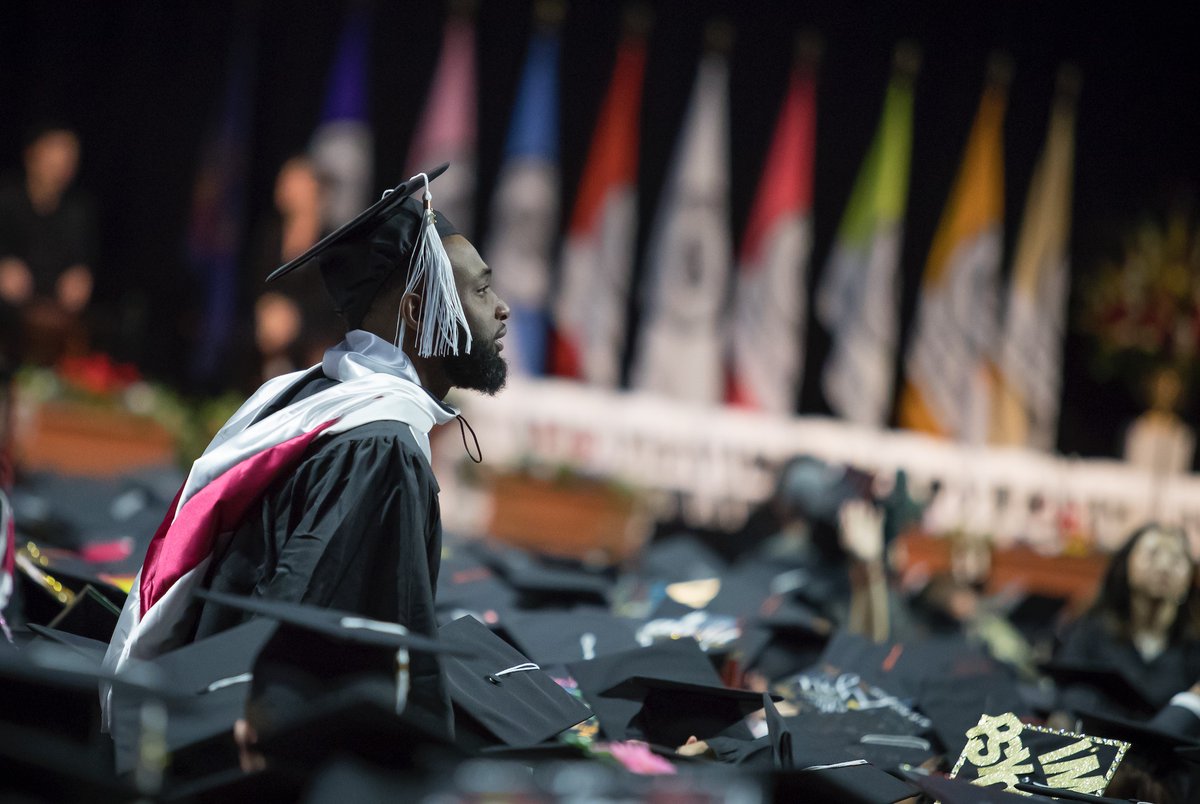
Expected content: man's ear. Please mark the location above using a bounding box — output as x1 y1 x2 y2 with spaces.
401 291 422 332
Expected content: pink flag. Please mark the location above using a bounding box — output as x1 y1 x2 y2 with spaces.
406 12 477 237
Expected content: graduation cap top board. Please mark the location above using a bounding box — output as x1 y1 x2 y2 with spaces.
437 615 593 750
194 589 469 738
763 695 920 804
267 163 468 350
567 638 779 747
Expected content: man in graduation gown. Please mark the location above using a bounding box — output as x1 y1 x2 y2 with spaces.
101 166 509 739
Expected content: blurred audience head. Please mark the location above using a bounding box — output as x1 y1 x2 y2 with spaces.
23 121 81 200
1091 522 1199 640
273 155 323 217
948 529 993 589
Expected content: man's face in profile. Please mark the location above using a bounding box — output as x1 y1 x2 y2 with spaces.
442 234 509 395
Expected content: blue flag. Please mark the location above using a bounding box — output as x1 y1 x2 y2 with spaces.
186 33 254 384
486 27 560 377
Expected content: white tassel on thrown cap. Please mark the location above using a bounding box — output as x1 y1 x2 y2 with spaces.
394 172 472 357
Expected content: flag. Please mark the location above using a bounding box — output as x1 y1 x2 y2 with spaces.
310 7 372 229
631 49 732 404
816 63 914 427
899 64 1008 442
406 10 477 238
186 31 254 383
728 56 817 413
551 29 646 385
991 68 1078 450
486 24 560 377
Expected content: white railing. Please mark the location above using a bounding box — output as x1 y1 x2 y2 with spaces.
448 377 1200 554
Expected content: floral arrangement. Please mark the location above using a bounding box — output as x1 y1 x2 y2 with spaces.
15 353 243 468
1080 206 1200 394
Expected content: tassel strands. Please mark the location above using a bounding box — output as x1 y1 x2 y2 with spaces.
395 173 473 357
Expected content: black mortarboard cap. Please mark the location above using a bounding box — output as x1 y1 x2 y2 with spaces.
438 615 592 750
704 559 785 619
736 595 832 679
194 589 467 740
502 608 643 667
901 768 1044 803
109 618 277 777
765 697 921 804
0 638 171 802
265 163 457 329
479 545 614 609
435 548 520 627
27 621 110 665
764 690 939 771
639 535 729 584
567 638 775 746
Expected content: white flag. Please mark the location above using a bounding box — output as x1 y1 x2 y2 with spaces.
631 51 732 404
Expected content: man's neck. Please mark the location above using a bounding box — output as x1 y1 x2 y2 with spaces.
409 353 451 401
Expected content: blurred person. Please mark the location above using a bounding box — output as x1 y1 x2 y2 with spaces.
752 455 912 643
1053 522 1200 713
908 529 1040 678
244 155 344 386
102 166 509 755
1124 364 1195 475
0 122 96 364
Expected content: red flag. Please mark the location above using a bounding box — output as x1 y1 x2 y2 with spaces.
728 60 817 412
552 33 646 383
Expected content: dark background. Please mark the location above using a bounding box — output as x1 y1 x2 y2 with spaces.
1 0 1196 462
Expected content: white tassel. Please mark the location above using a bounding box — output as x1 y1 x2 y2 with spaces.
394 175 472 357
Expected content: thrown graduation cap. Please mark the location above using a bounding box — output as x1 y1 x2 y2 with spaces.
438 615 592 750
266 163 470 353
764 696 920 804
567 638 776 747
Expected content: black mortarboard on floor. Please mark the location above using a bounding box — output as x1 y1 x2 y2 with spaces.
194 590 468 740
737 595 833 679
567 638 775 747
502 608 643 668
763 695 921 804
900 767 1049 803
27 621 110 665
704 559 785 619
108 618 277 778
435 547 521 628
639 534 729 584
478 545 614 610
265 163 459 334
438 615 593 750
0 638 172 802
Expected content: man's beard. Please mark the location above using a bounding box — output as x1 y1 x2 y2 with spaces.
443 333 507 395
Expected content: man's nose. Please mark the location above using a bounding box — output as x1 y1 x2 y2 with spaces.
496 296 510 320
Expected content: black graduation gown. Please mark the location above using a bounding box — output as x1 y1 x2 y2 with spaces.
190 370 453 737
1055 613 1200 715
